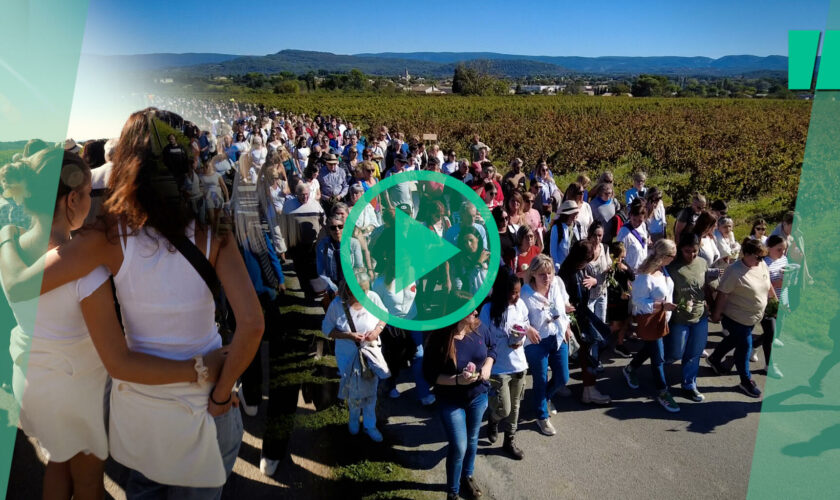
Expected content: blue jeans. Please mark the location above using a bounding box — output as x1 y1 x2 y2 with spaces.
438 392 488 496
629 338 667 391
126 407 244 500
524 335 569 420
588 291 607 324
665 317 709 390
410 331 431 399
710 315 754 384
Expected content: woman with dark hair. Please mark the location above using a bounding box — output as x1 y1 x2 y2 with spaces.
749 219 768 245
521 254 573 435
0 108 264 496
424 310 496 500
586 221 611 324
492 205 517 269
479 269 532 459
645 187 667 243
622 239 679 412
707 238 775 398
665 233 711 402
560 240 611 404
761 235 788 379
450 225 491 296
616 199 649 273
1 148 225 498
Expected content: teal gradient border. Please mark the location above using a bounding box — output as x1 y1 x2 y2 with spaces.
747 1 840 498
0 0 90 497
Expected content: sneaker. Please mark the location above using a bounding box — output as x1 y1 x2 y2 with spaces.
260 457 279 476
503 433 525 460
486 418 499 444
581 386 611 404
623 365 639 389
657 391 680 412
683 387 705 402
238 385 258 417
547 400 558 416
773 338 785 348
739 379 762 398
388 388 400 399
595 362 605 373
706 357 726 375
555 385 572 397
537 418 556 436
750 350 759 363
700 349 710 359
420 394 436 406
767 363 784 379
364 426 384 442
614 344 632 358
461 476 483 499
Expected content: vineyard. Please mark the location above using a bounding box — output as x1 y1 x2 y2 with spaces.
201 93 811 231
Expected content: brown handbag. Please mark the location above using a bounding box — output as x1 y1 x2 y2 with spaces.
634 309 670 341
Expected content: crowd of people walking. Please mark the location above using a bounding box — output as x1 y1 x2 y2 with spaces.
0 97 812 500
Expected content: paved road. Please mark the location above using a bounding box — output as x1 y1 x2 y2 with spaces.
383 323 772 500
7 282 788 500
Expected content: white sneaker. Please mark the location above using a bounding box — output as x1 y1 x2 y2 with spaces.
260 457 279 476
750 350 759 363
537 418 556 436
420 394 436 406
238 385 258 417
768 363 784 379
364 426 384 442
773 338 785 348
700 350 710 359
388 388 400 399
547 400 558 415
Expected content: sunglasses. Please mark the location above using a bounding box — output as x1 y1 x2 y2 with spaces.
329 225 344 230
756 227 767 231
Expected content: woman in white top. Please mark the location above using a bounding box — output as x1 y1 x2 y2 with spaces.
713 216 741 268
616 200 650 273
249 136 268 174
693 211 722 269
564 182 593 234
585 221 611 323
520 254 572 437
323 275 387 442
0 147 230 499
644 187 667 242
622 239 680 412
479 269 531 459
1 110 263 497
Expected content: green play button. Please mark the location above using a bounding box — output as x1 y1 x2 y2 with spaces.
393 208 462 292
341 170 501 331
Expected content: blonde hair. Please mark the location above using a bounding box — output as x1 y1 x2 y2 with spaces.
526 254 554 286
637 239 677 275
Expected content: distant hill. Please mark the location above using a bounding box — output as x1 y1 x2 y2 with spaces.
106 50 788 78
357 52 788 76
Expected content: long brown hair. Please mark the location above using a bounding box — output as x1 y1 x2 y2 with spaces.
104 107 197 245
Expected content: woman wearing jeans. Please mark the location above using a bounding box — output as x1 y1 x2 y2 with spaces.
480 269 531 459
665 234 711 402
707 238 775 398
424 310 496 500
623 239 680 412
521 254 574 435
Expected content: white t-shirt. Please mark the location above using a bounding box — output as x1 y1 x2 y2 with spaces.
520 277 571 348
322 292 386 374
479 301 529 375
631 272 675 322
371 277 417 320
617 224 649 272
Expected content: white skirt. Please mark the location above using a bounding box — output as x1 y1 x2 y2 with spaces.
109 379 226 487
14 332 108 462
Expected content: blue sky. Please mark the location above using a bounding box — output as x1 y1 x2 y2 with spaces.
82 0 830 58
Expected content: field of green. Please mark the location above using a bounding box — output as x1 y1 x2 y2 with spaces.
202 94 811 237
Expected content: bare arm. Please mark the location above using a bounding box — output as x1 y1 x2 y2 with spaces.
208 233 264 415
80 280 228 384
0 226 115 302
